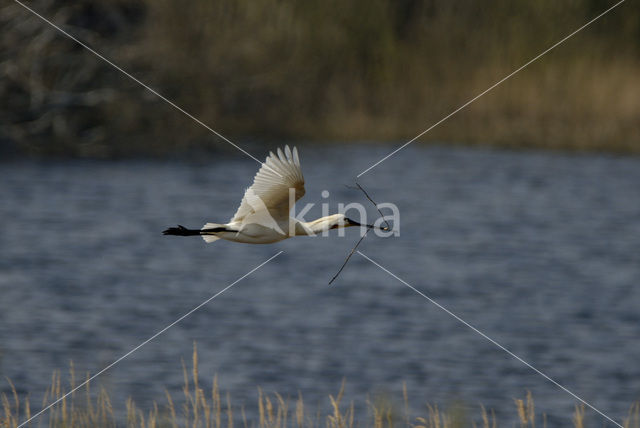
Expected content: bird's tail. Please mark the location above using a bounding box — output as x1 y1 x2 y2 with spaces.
201 222 222 243
162 223 224 244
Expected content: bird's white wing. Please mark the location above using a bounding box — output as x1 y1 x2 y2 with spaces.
230 146 305 224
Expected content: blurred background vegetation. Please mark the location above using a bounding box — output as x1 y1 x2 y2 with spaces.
1 0 639 158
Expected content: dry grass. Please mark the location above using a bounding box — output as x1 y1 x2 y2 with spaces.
128 0 640 154
2 344 639 428
2 0 640 156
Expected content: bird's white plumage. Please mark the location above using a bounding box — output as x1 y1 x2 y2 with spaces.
162 145 379 244
229 146 305 224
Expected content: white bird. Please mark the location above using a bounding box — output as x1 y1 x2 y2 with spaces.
163 146 386 244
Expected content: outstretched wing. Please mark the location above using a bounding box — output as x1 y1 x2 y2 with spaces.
230 146 305 224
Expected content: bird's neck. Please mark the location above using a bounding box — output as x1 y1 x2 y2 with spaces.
294 217 334 236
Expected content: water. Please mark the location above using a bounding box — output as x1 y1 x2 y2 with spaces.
1 145 639 426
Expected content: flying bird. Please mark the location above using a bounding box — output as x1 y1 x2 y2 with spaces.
163 146 386 244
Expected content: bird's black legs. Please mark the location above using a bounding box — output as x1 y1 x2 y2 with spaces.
162 224 232 236
162 225 202 236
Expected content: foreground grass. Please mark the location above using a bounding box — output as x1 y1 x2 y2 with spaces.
2 345 639 428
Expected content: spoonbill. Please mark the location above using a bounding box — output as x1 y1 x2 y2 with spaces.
163 146 386 244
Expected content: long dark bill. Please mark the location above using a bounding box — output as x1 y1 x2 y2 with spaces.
348 219 388 231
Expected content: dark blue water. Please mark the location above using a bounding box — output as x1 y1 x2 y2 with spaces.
1 145 639 426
